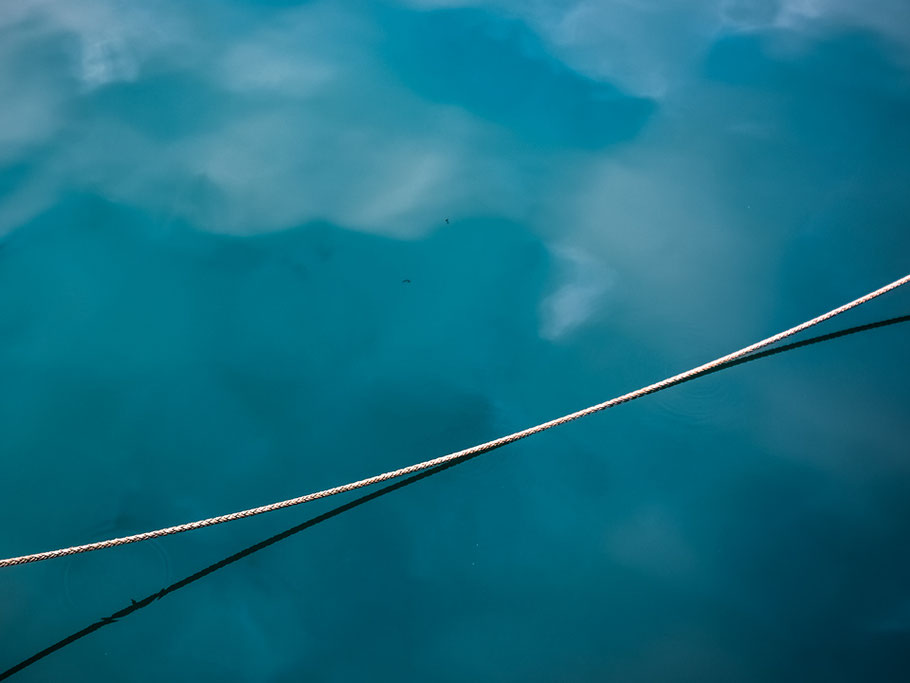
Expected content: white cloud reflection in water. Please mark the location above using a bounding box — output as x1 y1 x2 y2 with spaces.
1 0 910 681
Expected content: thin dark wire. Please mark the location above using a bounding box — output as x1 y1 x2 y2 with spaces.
685 314 910 382
0 456 482 681
3 311 908 681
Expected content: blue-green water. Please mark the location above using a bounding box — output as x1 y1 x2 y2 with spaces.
2 1 910 680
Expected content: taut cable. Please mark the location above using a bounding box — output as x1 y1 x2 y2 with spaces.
2 273 908 568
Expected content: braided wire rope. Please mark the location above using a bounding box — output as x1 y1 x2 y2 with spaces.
2 273 908 568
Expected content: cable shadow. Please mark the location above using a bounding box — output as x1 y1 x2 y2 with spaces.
0 454 484 681
681 313 910 384
3 312 909 680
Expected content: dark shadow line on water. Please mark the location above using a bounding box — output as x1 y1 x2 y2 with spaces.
3 312 909 680
682 313 910 384
0 455 484 681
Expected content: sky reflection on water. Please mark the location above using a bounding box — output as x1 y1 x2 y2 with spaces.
1 1 909 681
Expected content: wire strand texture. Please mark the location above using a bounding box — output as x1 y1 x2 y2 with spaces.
2 272 908 568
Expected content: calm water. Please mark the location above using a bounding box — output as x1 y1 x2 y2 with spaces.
2 1 910 681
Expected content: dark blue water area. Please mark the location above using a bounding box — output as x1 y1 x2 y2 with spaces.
1 1 910 681
377 5 656 149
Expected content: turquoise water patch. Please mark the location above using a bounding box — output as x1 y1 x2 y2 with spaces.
379 6 656 148
2 1 910 681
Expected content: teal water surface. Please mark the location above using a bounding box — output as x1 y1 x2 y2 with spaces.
1 1 910 681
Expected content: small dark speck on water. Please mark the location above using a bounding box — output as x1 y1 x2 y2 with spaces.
402 279 411 284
